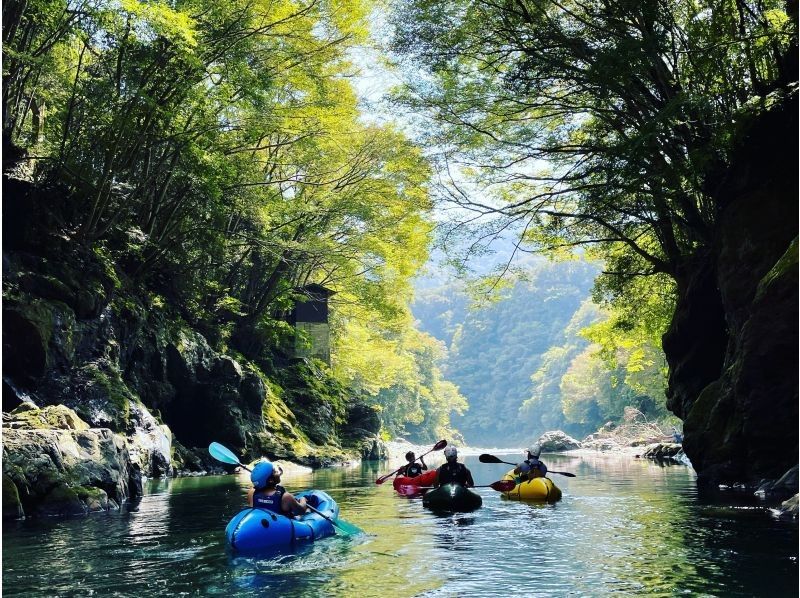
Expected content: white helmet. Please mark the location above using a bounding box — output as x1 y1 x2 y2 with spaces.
527 443 541 457
444 446 458 460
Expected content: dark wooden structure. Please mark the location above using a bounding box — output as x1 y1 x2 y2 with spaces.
289 284 335 363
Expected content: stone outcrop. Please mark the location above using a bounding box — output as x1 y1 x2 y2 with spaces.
535 430 582 452
2 405 137 518
640 443 684 462
775 494 798 520
663 94 798 488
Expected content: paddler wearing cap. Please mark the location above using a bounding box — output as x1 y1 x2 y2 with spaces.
435 446 475 488
513 444 548 482
247 460 308 517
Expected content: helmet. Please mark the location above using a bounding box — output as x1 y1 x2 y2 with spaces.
444 446 458 460
405 451 415 461
527 444 541 458
251 460 274 490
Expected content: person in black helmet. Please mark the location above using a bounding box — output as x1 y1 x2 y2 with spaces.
400 450 428 478
436 446 475 487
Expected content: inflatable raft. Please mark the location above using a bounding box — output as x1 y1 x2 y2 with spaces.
501 470 562 502
225 490 338 552
422 483 482 512
393 469 438 496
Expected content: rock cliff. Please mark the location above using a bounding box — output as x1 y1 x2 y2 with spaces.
2 175 383 517
663 94 798 490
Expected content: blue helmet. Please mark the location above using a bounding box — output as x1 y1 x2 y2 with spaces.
251 460 274 490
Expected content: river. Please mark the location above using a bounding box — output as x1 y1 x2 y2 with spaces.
3 453 797 596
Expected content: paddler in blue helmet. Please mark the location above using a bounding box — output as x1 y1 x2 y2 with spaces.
247 460 308 517
514 443 548 482
435 446 475 487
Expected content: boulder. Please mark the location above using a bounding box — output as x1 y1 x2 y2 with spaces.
535 430 582 452
755 465 799 501
344 402 381 438
2 415 135 517
4 403 90 431
641 443 684 461
358 437 387 461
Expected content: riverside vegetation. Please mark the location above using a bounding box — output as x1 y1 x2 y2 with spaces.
2 0 797 519
2 0 465 517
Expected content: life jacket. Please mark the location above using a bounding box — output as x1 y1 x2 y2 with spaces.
405 462 423 478
437 462 470 486
253 484 287 514
524 457 547 478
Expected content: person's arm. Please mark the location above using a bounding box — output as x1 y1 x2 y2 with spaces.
465 468 475 488
513 462 525 475
283 492 308 515
247 488 255 507
420 456 427 470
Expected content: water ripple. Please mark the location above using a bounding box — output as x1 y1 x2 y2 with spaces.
3 455 797 597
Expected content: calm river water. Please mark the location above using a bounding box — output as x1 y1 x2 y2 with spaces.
3 452 797 596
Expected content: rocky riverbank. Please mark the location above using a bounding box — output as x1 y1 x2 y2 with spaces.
2 177 387 519
2 401 382 519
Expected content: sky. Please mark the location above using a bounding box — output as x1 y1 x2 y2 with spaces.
346 14 537 282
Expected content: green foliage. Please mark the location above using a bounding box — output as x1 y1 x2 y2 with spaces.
2 0 456 444
520 284 673 438
389 0 797 418
413 259 598 445
332 301 467 443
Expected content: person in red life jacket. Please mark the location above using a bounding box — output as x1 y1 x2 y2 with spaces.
513 444 548 482
247 461 308 517
400 450 428 478
435 446 475 487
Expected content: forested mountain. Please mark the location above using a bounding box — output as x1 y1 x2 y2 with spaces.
413 259 599 446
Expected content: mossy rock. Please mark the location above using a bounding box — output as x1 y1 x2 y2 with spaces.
755 237 798 302
685 378 740 472
7 404 90 431
37 483 86 516
77 362 135 430
3 474 24 519
277 362 347 446
18 272 74 305
75 485 109 512
2 298 57 382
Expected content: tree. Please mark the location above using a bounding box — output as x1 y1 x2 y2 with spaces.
390 0 796 325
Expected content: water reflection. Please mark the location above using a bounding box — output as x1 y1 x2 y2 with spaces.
2 454 796 597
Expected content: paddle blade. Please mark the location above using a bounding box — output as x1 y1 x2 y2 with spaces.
489 480 517 492
208 442 242 466
552 471 576 478
432 439 448 451
332 518 363 536
478 454 504 464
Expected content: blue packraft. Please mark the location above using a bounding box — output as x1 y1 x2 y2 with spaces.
225 490 338 552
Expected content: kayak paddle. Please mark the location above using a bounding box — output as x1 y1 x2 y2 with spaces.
415 480 516 492
375 439 447 484
304 504 362 536
478 453 576 477
207 442 362 536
